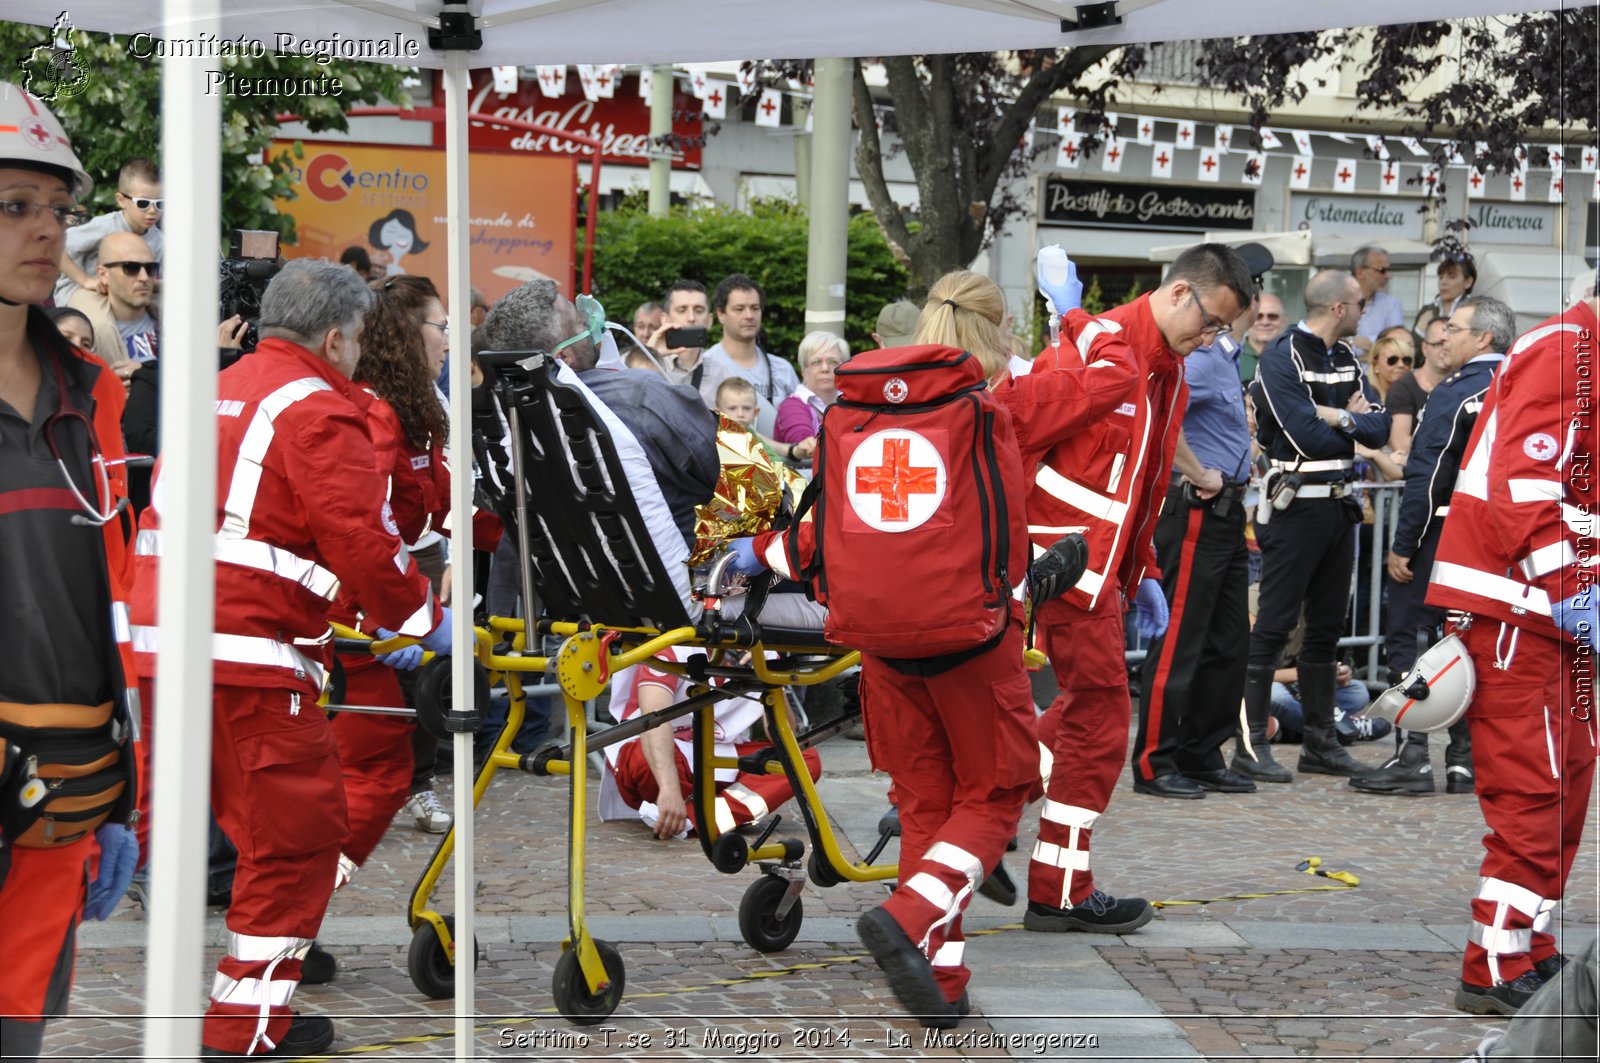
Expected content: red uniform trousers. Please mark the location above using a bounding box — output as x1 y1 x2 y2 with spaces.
1459 620 1597 989
329 659 415 866
1030 593 1131 909
0 836 93 1052
861 619 1036 1003
203 684 349 1055
613 739 821 834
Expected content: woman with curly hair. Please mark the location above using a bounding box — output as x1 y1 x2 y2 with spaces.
326 275 454 923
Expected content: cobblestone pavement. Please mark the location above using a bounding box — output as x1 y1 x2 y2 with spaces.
52 722 1599 1060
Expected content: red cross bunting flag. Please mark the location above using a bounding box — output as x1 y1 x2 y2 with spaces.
756 87 783 128
491 65 518 95
1241 151 1266 186
702 82 727 119
1258 128 1281 150
535 65 566 98
1366 135 1390 161
1582 146 1598 172
1334 158 1359 193
689 66 709 99
846 431 947 531
1379 161 1400 196
1291 130 1313 156
1466 167 1486 198
1196 147 1220 183
1400 136 1427 157
1150 142 1173 179
1135 116 1155 146
1101 111 1120 139
576 65 599 101
1290 155 1313 190
1421 163 1441 196
1215 123 1234 153
1100 136 1125 173
1549 173 1567 203
638 66 653 98
737 66 757 95
1057 106 1076 134
1509 158 1528 201
1176 119 1195 148
1057 132 1083 170
1592 169 1600 199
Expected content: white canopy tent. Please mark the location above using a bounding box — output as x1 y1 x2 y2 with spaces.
6 1 1593 1058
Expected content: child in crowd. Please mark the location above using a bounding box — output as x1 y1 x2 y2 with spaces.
55 157 163 304
716 376 814 465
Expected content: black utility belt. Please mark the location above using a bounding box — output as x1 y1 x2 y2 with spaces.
1180 479 1248 515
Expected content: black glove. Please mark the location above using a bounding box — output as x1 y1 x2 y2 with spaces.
1030 533 1089 605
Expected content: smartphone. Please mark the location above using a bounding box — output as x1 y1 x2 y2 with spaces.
663 326 709 349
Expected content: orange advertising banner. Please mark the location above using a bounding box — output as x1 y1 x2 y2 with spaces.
271 141 576 305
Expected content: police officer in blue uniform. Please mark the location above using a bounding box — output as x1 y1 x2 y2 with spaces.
1246 269 1391 778
1355 295 1512 795
1133 244 1274 798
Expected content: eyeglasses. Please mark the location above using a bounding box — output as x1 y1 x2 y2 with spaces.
1420 338 1446 349
1383 355 1414 367
0 199 89 227
807 358 843 371
1256 313 1282 321
118 193 164 211
1187 290 1232 338
103 260 160 278
1442 323 1482 336
423 319 449 337
1364 266 1392 275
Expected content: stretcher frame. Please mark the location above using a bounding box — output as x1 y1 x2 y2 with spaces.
397 351 898 1024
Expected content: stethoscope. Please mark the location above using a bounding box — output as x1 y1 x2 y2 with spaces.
41 347 127 527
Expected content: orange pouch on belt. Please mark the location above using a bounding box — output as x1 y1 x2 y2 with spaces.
0 702 129 848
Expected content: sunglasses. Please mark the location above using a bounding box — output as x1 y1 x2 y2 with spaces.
118 194 164 211
1365 266 1392 275
1383 355 1413 367
103 260 160 278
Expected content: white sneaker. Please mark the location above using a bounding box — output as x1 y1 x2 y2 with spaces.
404 790 453 833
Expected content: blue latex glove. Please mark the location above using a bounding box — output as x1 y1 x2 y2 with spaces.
373 628 424 670
83 823 139 920
419 605 454 656
727 538 769 577
1132 578 1170 640
1553 588 1598 646
1036 245 1083 314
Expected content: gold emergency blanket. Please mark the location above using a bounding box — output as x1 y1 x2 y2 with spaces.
690 415 809 566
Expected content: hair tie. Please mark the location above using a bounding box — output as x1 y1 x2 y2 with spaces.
942 298 958 309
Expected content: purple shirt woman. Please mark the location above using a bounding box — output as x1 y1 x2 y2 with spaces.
774 331 848 445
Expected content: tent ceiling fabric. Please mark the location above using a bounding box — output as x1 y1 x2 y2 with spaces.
9 0 1591 65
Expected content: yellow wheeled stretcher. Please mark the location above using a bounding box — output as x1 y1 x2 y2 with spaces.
395 350 898 1025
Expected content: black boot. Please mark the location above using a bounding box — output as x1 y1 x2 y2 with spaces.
1349 728 1434 794
1232 666 1293 783
1444 720 1475 794
1296 661 1364 776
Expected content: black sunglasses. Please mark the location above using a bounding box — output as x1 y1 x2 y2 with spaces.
1384 355 1413 367
103 260 161 278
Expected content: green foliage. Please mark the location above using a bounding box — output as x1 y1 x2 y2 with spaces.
582 198 910 365
0 18 409 244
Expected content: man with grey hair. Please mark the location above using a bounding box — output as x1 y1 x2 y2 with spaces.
1243 269 1391 781
1351 244 1404 353
483 280 718 545
1361 295 1513 797
129 257 453 1058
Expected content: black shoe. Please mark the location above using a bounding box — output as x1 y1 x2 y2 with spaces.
1006 834 1018 852
1297 744 1365 777
1534 953 1568 981
857 907 957 1029
201 1014 335 1057
1349 750 1435 795
1231 748 1294 783
877 806 901 838
1454 972 1544 1015
1445 762 1475 794
977 861 1018 906
299 943 336 986
1185 768 1257 794
1132 773 1205 799
1023 891 1154 934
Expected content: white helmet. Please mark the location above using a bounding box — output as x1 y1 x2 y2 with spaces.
1366 632 1476 732
0 82 93 198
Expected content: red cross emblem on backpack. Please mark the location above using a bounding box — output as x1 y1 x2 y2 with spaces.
845 428 947 531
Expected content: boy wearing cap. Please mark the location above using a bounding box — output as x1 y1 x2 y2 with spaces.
54 157 163 304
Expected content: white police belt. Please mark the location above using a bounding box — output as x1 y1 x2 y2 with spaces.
1436 505 1450 517
1270 458 1353 473
1293 483 1352 499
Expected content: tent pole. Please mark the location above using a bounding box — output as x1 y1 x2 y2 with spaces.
805 57 854 338
441 46 478 1063
143 0 220 1059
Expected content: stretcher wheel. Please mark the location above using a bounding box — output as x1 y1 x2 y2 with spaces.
552 939 625 1025
709 832 749 874
407 916 479 999
738 875 803 953
414 659 491 742
807 848 843 888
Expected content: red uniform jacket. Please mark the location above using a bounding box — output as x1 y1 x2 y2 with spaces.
1025 296 1187 611
130 338 440 695
1427 301 1599 638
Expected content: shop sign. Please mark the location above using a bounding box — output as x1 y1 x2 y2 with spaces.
1042 177 1255 230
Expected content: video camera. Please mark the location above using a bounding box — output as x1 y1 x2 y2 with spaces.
219 229 282 353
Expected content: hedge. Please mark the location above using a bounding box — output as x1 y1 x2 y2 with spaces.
580 197 911 366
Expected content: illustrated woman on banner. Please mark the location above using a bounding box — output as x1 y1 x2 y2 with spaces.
369 209 430 276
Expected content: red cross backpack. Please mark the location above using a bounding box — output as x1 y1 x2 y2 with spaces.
786 344 1028 670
